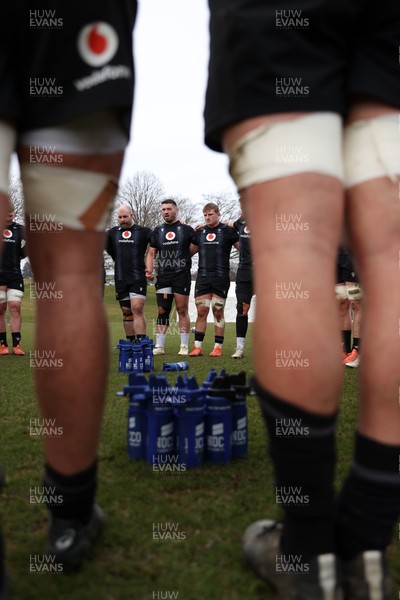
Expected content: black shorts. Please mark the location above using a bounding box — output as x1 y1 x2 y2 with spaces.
205 0 400 151
116 280 147 302
1 2 137 135
337 269 358 285
156 271 191 297
195 275 230 300
0 274 24 292
236 279 254 305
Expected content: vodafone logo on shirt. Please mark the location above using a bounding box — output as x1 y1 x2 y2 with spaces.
77 22 119 67
3 230 12 239
122 230 131 239
244 226 250 234
206 233 216 242
165 232 176 241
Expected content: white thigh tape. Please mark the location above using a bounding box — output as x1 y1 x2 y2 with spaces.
7 289 24 302
335 285 348 302
346 283 362 301
344 114 400 188
21 165 118 231
229 112 344 190
0 290 6 303
0 122 16 195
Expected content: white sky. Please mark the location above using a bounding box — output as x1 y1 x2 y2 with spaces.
121 0 237 205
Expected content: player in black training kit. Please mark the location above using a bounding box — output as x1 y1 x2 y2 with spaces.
0 0 137 584
0 204 26 356
146 199 196 356
336 245 362 368
231 215 253 359
190 202 240 357
106 204 151 342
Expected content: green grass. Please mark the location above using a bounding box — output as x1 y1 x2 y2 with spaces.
1 284 399 599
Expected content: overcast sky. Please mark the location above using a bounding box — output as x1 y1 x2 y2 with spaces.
121 0 237 205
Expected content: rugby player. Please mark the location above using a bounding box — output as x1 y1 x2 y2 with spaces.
205 1 400 596
106 204 151 342
0 203 26 355
146 199 196 356
189 203 240 357
0 2 137 580
231 214 253 359
336 245 362 368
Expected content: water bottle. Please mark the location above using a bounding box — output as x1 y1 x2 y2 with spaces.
229 372 249 460
141 338 154 372
117 339 133 373
205 376 232 464
132 343 144 373
202 369 218 391
162 362 190 372
117 372 152 460
174 376 206 469
146 374 175 466
127 393 150 460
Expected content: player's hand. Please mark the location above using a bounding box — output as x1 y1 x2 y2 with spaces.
146 269 154 281
194 223 203 231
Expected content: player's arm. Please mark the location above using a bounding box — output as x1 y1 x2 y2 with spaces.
233 241 241 251
145 246 157 280
224 220 235 228
189 242 198 256
105 230 115 261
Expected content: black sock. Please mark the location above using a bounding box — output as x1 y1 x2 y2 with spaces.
352 337 360 352
236 314 248 338
194 331 205 342
341 330 351 354
255 381 337 561
0 332 7 347
11 332 21 347
214 335 224 345
127 335 135 342
136 334 146 342
44 461 98 525
336 432 400 560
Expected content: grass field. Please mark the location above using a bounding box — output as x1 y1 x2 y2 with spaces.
1 284 399 599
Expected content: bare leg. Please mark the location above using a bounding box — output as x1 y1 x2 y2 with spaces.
130 297 146 335
8 300 22 334
346 108 400 444
26 227 111 474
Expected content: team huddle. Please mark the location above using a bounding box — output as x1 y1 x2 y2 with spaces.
106 198 254 358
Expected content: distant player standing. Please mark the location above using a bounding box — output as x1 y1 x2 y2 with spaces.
231 214 253 358
146 199 196 356
0 203 26 356
336 245 362 368
190 203 240 357
106 204 152 342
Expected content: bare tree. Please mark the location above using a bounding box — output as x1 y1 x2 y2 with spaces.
113 171 166 228
8 178 25 224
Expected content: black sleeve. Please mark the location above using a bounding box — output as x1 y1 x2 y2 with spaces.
145 227 152 243
185 225 195 243
150 227 159 249
233 219 240 232
192 230 200 246
231 227 240 244
105 230 115 260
